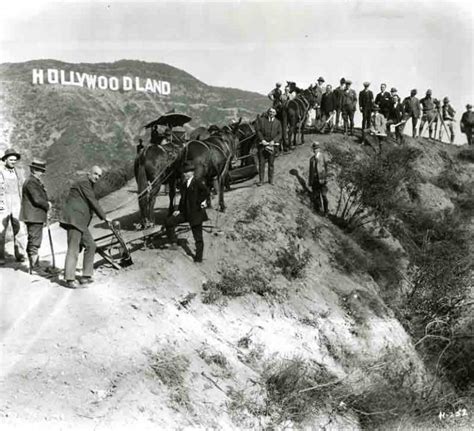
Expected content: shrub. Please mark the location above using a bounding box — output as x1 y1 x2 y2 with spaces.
434 169 465 193
274 240 311 280
458 147 474 162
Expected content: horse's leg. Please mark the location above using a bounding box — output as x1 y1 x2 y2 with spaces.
168 176 176 216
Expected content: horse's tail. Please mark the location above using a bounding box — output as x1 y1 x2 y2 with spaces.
281 105 288 148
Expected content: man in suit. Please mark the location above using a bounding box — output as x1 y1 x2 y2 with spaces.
19 159 51 273
374 83 392 119
313 76 325 120
0 148 26 264
308 142 328 215
342 80 358 136
256 107 282 182
333 77 346 129
165 161 210 263
359 81 374 131
320 85 336 133
60 166 111 288
461 104 474 146
402 89 421 137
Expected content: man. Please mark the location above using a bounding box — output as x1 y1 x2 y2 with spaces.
256 107 282 182
0 148 26 264
333 77 346 129
374 83 392 119
370 104 387 136
60 166 111 288
165 161 209 263
419 89 436 138
388 95 405 143
308 142 328 215
402 89 421 137
342 80 357 136
320 85 336 133
268 82 283 110
441 97 456 144
461 104 474 146
359 81 374 130
313 77 325 120
19 159 50 273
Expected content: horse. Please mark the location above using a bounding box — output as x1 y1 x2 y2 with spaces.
281 85 319 149
182 121 242 212
134 141 184 227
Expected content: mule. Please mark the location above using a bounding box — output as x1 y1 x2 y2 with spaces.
281 86 319 149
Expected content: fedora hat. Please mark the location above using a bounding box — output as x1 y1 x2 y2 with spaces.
373 104 380 111
2 148 21 161
30 159 46 172
182 160 195 173
317 76 325 83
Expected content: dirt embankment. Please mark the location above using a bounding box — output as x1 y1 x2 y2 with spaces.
1 133 473 430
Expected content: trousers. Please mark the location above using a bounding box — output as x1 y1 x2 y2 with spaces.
165 213 204 261
257 146 275 183
64 226 96 281
0 212 26 259
25 222 44 257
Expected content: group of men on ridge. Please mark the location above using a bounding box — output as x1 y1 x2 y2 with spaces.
268 78 473 145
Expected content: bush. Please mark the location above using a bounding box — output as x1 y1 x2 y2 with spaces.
201 266 281 304
274 240 311 280
434 169 465 193
458 147 474 162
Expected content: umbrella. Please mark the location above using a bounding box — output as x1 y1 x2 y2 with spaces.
144 112 192 129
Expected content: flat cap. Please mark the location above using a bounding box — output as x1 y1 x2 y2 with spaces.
312 141 320 149
340 77 346 84
467 104 473 109
390 87 398 93
345 79 352 85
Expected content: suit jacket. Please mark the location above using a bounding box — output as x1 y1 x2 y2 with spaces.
60 177 107 232
20 175 49 223
256 115 282 143
308 152 328 186
359 89 374 111
375 91 392 114
342 89 358 112
389 103 404 123
333 86 345 110
179 178 209 226
320 92 336 114
461 111 474 128
403 96 421 118
313 85 323 106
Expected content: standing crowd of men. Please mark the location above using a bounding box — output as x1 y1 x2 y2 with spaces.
268 78 473 145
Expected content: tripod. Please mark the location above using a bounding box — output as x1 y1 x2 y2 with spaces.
420 107 452 143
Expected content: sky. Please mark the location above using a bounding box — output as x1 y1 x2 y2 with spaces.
0 0 473 139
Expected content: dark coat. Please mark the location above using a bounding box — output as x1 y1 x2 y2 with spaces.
342 89 358 112
389 102 404 123
20 175 49 223
333 87 345 110
320 92 336 114
60 177 107 232
179 178 210 226
309 153 328 186
403 96 421 118
359 89 374 111
256 116 282 143
375 91 392 115
461 111 474 128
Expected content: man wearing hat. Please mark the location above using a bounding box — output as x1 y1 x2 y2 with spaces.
419 89 436 138
256 107 282 182
461 104 474 146
19 159 51 273
60 166 111 288
402 89 421 137
165 160 210 263
333 78 346 129
320 85 336 133
268 82 283 110
441 97 456 144
342 80 357 136
374 83 392 120
0 148 26 264
308 142 328 215
370 104 387 136
359 82 374 131
313 77 325 121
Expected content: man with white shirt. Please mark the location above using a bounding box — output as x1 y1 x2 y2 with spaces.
256 107 282 181
164 161 210 263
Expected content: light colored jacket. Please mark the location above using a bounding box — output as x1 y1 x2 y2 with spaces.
0 165 24 212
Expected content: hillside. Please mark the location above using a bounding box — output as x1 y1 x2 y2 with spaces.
0 132 473 430
0 59 268 201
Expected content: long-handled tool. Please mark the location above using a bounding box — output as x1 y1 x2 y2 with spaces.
45 219 61 275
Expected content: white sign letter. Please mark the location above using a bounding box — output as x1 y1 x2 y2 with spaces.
123 76 133 91
47 69 59 84
162 81 171 95
32 69 44 85
109 77 119 91
97 76 108 90
85 74 97 89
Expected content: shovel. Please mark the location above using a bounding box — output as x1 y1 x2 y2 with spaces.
45 219 61 274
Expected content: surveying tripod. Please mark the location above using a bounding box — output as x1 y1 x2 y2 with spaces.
419 105 453 143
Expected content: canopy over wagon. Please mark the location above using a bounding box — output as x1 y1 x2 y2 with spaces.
145 111 192 144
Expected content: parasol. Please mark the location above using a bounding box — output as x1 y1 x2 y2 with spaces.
144 112 192 129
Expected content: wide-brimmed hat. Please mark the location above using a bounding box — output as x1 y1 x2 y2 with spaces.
182 160 195 173
312 141 320 149
317 76 325 83
390 87 398 93
467 104 473 109
2 148 21 161
30 159 46 172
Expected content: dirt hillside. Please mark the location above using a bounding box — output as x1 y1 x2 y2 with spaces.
0 132 473 430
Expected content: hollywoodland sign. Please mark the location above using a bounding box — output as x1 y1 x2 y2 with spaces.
31 68 171 95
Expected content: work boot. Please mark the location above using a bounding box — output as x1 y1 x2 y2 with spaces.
78 276 94 285
65 280 81 289
28 254 39 274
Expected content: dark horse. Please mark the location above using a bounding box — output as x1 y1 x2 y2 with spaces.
182 121 244 212
281 85 319 149
134 141 183 227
